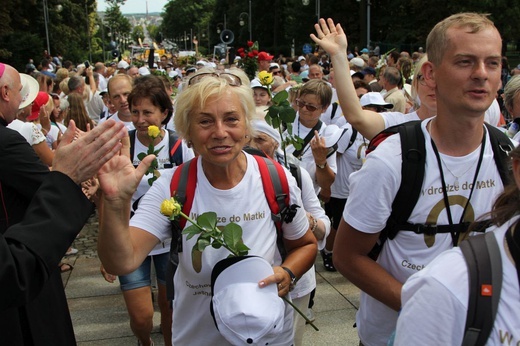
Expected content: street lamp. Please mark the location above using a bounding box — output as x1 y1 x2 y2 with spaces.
239 11 252 42
302 0 320 23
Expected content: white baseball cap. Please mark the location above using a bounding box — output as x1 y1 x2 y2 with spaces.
138 66 150 76
211 256 286 345
117 60 129 69
360 92 393 109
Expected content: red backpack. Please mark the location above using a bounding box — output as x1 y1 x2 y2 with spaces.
165 155 299 300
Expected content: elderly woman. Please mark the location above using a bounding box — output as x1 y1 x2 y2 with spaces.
503 74 520 141
249 119 330 346
97 68 317 345
99 75 194 346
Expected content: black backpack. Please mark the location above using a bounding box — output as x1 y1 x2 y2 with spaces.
366 120 513 259
459 231 503 346
128 129 183 168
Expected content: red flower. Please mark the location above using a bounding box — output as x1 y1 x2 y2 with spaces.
252 50 259 56
240 52 245 58
247 41 254 47
237 47 245 54
247 52 254 58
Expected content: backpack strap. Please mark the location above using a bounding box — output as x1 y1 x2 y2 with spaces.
366 121 425 259
460 231 502 346
385 121 426 240
330 102 339 120
253 155 292 260
166 158 197 301
166 129 183 167
128 129 136 164
346 127 358 151
293 120 323 159
485 123 513 186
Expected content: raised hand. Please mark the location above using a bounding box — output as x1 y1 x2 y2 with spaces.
97 134 155 203
310 18 348 57
52 119 127 184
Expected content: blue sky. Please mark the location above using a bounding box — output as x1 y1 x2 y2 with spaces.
97 0 169 14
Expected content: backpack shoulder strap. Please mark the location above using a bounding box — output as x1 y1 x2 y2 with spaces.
346 127 358 150
330 102 339 120
460 231 502 346
128 129 136 164
169 158 198 229
167 129 183 166
253 155 291 260
289 163 302 190
485 123 514 186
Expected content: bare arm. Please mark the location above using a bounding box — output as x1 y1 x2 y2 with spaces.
333 218 402 311
32 141 54 167
96 135 160 275
86 67 97 94
311 18 385 140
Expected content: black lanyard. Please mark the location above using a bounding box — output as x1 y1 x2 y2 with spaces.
430 128 486 246
505 223 520 295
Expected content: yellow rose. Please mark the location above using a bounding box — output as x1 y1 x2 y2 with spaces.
148 125 161 139
160 198 181 217
258 71 274 86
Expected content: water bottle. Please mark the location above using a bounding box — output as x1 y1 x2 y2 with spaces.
507 122 519 138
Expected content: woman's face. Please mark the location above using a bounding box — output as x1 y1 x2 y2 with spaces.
297 93 324 128
52 98 61 118
250 132 279 158
130 97 167 136
189 90 249 168
507 92 520 118
253 88 270 107
416 74 437 113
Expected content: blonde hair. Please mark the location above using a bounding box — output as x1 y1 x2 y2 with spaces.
65 93 95 131
411 55 428 109
174 68 255 142
427 13 497 66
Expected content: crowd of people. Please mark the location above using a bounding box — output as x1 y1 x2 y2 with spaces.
0 10 519 346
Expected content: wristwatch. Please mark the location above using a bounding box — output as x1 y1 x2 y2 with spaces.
282 266 298 291
316 162 327 169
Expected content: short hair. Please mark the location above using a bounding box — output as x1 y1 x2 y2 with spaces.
298 79 332 108
426 13 497 66
40 58 51 68
353 80 370 93
504 75 520 113
397 57 413 81
60 78 70 95
55 68 69 82
308 64 323 78
174 68 254 143
67 75 84 92
291 61 301 73
128 75 173 125
107 73 133 96
94 62 105 72
383 67 402 86
411 55 428 109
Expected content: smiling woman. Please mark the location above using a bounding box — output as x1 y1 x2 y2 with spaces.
97 67 317 345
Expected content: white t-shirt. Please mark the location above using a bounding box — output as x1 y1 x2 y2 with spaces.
343 118 506 346
130 132 195 255
130 153 309 345
330 123 367 199
85 89 104 123
98 112 135 130
7 119 46 145
290 167 330 299
284 117 338 194
320 102 347 127
395 216 520 345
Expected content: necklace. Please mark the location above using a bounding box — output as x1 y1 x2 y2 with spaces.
428 120 479 189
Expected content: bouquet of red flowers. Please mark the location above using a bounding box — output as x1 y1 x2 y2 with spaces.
237 40 259 81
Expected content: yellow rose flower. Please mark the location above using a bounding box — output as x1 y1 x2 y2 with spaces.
148 125 161 139
160 198 181 217
258 71 274 86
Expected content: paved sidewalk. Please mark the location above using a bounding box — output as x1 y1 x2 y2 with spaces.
63 214 361 345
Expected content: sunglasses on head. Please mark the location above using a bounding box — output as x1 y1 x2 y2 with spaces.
296 99 321 112
188 72 242 87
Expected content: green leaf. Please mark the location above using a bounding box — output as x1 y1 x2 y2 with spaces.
197 212 217 230
182 224 201 240
236 242 250 256
286 123 293 135
271 117 281 129
265 114 273 126
223 223 243 248
272 90 288 104
191 246 202 273
280 107 297 123
197 238 211 252
148 143 154 153
212 240 223 249
147 177 155 185
137 152 146 161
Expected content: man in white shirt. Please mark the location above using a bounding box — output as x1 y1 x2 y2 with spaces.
100 74 135 130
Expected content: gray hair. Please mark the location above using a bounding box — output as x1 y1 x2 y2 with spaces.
504 75 520 113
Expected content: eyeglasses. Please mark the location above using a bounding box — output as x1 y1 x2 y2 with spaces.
296 99 321 112
188 72 242 87
271 70 281 75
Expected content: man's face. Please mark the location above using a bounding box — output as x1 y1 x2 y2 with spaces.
109 79 133 117
430 26 502 118
308 66 323 80
258 60 270 71
0 67 23 123
127 67 139 78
